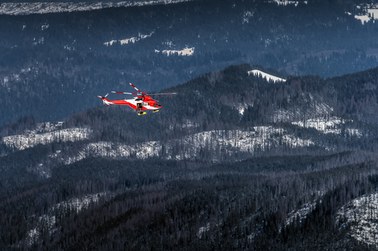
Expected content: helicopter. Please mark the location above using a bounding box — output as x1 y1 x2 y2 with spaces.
98 83 177 115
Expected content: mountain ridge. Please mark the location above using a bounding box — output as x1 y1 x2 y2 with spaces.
2 63 378 162
0 0 196 15
2 64 378 250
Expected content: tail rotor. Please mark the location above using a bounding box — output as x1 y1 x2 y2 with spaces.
97 93 111 105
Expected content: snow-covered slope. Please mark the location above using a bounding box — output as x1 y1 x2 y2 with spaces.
1 122 92 150
57 127 314 165
284 202 316 227
337 193 378 248
292 117 344 134
24 192 109 247
156 47 195 56
290 116 363 137
0 1 193 15
291 117 361 136
248 69 286 83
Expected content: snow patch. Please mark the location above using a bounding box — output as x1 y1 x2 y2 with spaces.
285 202 316 227
292 117 362 137
248 69 286 83
354 14 372 24
64 44 75 51
26 228 39 246
235 103 253 115
25 215 56 247
162 40 174 47
292 117 344 134
32 37 45 46
104 39 117 46
270 0 307 7
156 47 195 56
21 67 32 74
197 223 210 239
237 105 247 115
104 31 154 46
242 11 254 24
41 24 49 31
353 4 378 24
346 128 363 137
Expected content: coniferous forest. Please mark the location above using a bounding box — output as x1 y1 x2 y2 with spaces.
2 0 378 250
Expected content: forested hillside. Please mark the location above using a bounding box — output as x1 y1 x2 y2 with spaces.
2 64 378 250
1 0 378 124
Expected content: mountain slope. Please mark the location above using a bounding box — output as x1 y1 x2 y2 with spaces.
2 65 378 250
1 0 378 125
3 64 378 165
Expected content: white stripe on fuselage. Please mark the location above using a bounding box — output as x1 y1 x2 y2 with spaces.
103 99 112 105
125 98 159 110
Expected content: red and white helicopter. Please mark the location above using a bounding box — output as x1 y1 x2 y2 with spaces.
98 83 177 115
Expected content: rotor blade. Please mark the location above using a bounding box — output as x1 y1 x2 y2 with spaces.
129 83 142 93
148 92 177 96
104 93 109 98
111 91 133 95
